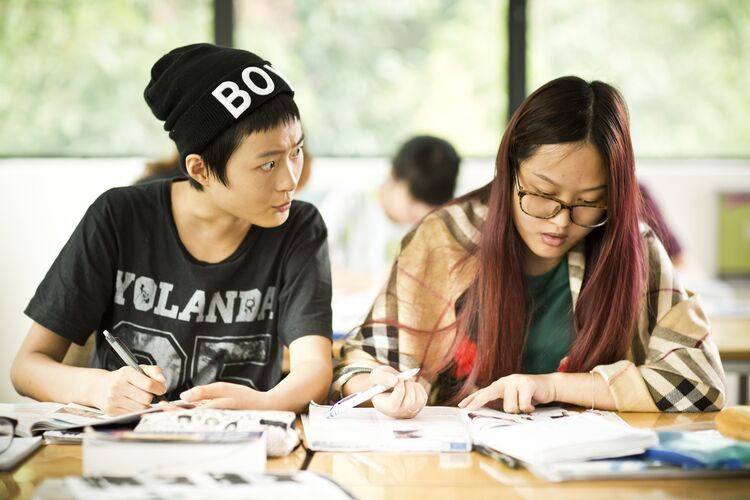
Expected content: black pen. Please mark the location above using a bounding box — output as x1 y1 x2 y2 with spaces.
474 443 520 469
102 330 167 403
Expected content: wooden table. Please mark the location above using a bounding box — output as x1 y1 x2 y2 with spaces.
0 438 308 499
307 412 750 500
3 413 750 499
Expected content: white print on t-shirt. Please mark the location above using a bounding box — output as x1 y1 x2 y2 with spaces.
112 321 271 390
113 270 275 324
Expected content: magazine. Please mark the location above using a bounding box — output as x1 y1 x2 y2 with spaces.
134 409 299 457
0 402 168 437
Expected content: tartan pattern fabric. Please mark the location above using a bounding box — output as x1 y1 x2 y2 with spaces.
332 196 726 412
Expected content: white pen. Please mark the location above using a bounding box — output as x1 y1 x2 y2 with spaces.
327 367 420 418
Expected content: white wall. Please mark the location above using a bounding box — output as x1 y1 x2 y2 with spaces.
0 159 144 404
635 160 750 280
1 157 749 403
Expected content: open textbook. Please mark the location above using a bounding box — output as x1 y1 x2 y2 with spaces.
0 402 168 437
304 403 474 452
474 411 659 466
303 403 658 464
303 402 571 453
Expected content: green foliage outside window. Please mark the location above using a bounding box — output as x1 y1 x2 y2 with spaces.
0 0 212 158
235 0 505 157
1 0 748 159
529 0 750 158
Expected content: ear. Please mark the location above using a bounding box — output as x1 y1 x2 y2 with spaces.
185 154 211 188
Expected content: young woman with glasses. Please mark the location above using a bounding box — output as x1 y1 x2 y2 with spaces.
331 76 726 418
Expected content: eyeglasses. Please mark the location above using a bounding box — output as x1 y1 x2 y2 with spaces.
515 174 608 228
0 417 16 454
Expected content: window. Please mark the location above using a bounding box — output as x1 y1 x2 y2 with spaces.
0 0 212 158
528 0 750 158
3 1 747 159
235 0 505 157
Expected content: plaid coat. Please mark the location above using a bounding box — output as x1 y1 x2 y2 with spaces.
332 196 726 412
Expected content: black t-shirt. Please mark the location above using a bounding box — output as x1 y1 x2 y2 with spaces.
25 179 332 399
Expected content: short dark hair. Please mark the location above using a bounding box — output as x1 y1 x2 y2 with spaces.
391 135 461 206
190 94 300 190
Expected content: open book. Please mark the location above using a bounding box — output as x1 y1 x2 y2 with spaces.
303 403 473 452
303 402 658 464
0 401 188 437
303 403 571 453
473 411 659 466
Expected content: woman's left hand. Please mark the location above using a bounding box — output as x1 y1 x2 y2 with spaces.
458 373 557 413
179 382 268 410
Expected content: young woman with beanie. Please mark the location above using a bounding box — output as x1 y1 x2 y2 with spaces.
12 44 333 415
332 76 725 418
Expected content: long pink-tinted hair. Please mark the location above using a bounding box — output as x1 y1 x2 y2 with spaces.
444 76 644 404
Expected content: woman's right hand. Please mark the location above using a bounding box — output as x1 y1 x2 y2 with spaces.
369 366 428 419
95 365 167 415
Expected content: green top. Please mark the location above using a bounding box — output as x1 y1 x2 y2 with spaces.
521 258 574 374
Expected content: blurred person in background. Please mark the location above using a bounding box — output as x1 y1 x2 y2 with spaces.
318 135 461 336
380 135 461 226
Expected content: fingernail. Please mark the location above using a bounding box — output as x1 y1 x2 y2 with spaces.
180 390 193 401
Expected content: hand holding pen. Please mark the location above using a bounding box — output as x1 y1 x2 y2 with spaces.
99 330 168 415
329 366 427 419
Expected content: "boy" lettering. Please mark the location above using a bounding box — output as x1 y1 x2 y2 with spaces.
211 64 293 118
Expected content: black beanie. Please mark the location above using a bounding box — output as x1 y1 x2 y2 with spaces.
144 43 295 171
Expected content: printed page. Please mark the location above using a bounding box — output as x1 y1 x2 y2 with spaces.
36 403 164 434
475 412 659 466
0 401 165 436
135 409 294 433
463 406 571 441
0 402 66 437
135 409 300 457
303 403 472 452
